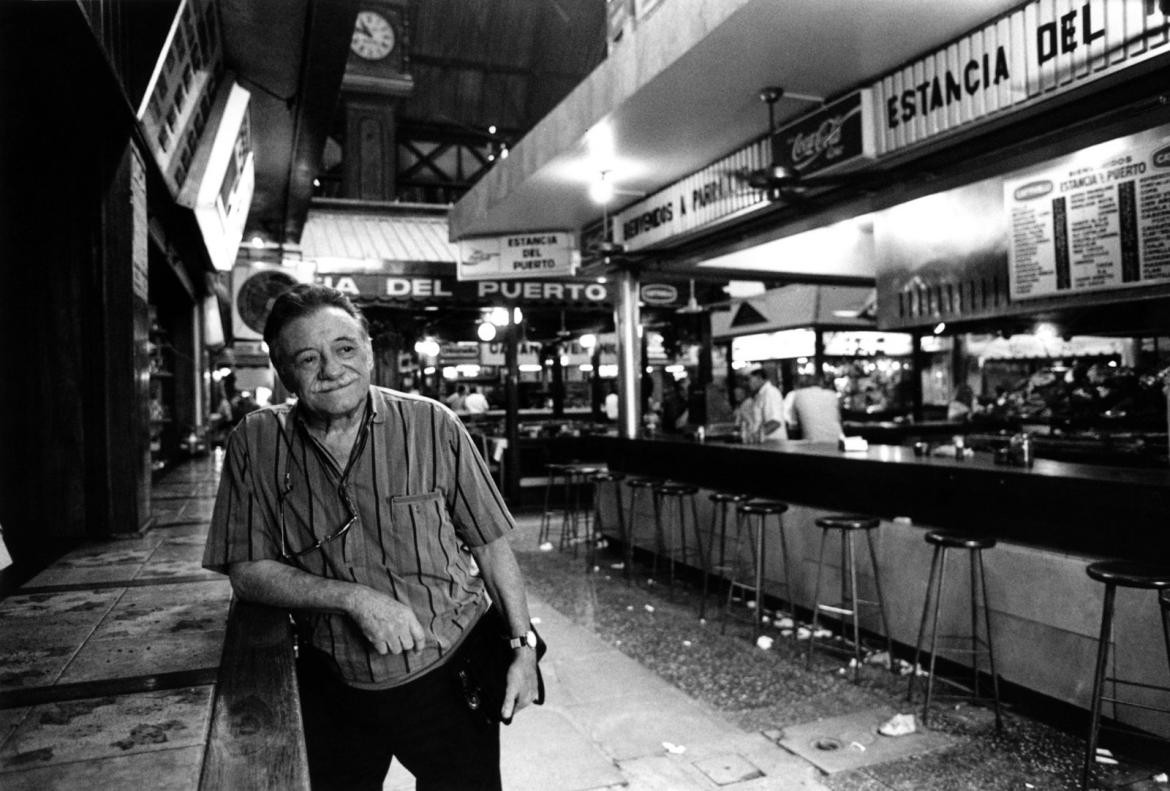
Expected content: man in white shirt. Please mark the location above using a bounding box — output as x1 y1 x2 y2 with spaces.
784 375 844 442
463 386 489 414
747 368 786 442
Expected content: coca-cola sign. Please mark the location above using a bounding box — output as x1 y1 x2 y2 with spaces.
774 89 876 177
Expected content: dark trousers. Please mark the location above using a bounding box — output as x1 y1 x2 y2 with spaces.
296 620 501 791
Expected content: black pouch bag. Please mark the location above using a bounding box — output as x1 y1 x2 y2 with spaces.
453 606 546 726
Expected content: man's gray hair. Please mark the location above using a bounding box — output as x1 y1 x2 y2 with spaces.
263 283 370 364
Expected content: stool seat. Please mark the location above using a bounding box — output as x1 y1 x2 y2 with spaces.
709 491 749 503
592 471 625 483
925 530 996 550
816 515 880 531
656 482 699 496
738 500 789 516
1086 560 1170 589
626 477 660 489
545 462 570 472
566 465 601 475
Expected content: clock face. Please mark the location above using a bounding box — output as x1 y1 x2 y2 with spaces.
351 10 395 61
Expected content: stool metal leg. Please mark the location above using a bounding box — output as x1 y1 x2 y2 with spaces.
616 483 631 584
721 510 748 636
776 515 792 620
807 527 831 668
976 548 1003 731
864 528 896 675
539 470 557 546
846 532 862 682
752 514 766 640
1083 582 1116 790
690 495 709 620
1162 590 1170 676
923 547 950 727
587 481 601 573
559 472 574 552
651 490 664 581
908 544 943 704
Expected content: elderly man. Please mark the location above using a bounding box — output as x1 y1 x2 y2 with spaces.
203 284 538 791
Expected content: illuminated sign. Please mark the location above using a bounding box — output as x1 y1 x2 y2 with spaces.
188 81 253 272
774 90 876 177
614 139 772 251
873 0 1170 155
456 232 577 280
316 273 683 307
136 0 225 198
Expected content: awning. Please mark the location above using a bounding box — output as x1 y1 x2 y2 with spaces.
301 203 459 266
712 284 876 340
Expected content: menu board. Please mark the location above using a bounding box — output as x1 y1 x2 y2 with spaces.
1005 134 1170 301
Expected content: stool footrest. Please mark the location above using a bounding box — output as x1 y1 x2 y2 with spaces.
816 604 855 616
1099 696 1170 716
816 598 882 614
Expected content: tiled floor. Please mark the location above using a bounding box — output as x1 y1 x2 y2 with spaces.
0 458 225 790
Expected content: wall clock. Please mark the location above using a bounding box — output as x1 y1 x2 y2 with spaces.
350 10 396 61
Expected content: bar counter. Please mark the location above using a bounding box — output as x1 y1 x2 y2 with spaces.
575 434 1170 736
580 434 1170 559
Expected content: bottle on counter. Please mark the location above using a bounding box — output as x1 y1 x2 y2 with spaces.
1010 431 1034 467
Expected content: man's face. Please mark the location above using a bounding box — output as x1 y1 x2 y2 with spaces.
275 306 373 420
748 375 764 395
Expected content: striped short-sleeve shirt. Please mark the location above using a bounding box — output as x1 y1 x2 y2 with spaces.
202 386 515 689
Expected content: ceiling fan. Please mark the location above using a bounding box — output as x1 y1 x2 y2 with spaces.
675 279 705 314
555 309 572 339
732 86 876 201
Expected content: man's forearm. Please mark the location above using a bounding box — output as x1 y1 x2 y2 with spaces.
471 537 532 636
228 558 361 615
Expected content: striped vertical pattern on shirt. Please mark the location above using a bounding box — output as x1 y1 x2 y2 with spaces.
202 386 515 689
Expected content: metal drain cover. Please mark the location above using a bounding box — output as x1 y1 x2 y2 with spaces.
778 708 956 774
692 754 764 786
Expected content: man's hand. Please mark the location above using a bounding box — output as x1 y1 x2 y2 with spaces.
347 587 427 655
501 647 540 722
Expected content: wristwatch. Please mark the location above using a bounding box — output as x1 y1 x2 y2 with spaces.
508 630 538 650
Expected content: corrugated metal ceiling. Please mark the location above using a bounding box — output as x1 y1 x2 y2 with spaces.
301 209 459 263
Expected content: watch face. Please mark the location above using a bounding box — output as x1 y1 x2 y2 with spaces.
351 10 395 61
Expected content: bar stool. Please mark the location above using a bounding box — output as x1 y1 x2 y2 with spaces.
588 471 626 578
538 463 570 547
623 476 661 576
650 482 704 605
808 515 894 684
906 530 1000 728
722 500 790 641
706 492 751 618
563 464 602 554
1081 560 1170 790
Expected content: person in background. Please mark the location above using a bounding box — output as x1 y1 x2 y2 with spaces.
747 367 786 441
203 284 537 790
732 379 759 443
230 390 259 426
445 383 468 412
463 386 489 415
947 382 977 422
604 384 619 422
661 377 690 432
783 374 843 442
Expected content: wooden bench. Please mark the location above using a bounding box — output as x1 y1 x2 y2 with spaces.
200 599 310 790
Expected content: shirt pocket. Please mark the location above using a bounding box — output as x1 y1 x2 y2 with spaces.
387 491 464 578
